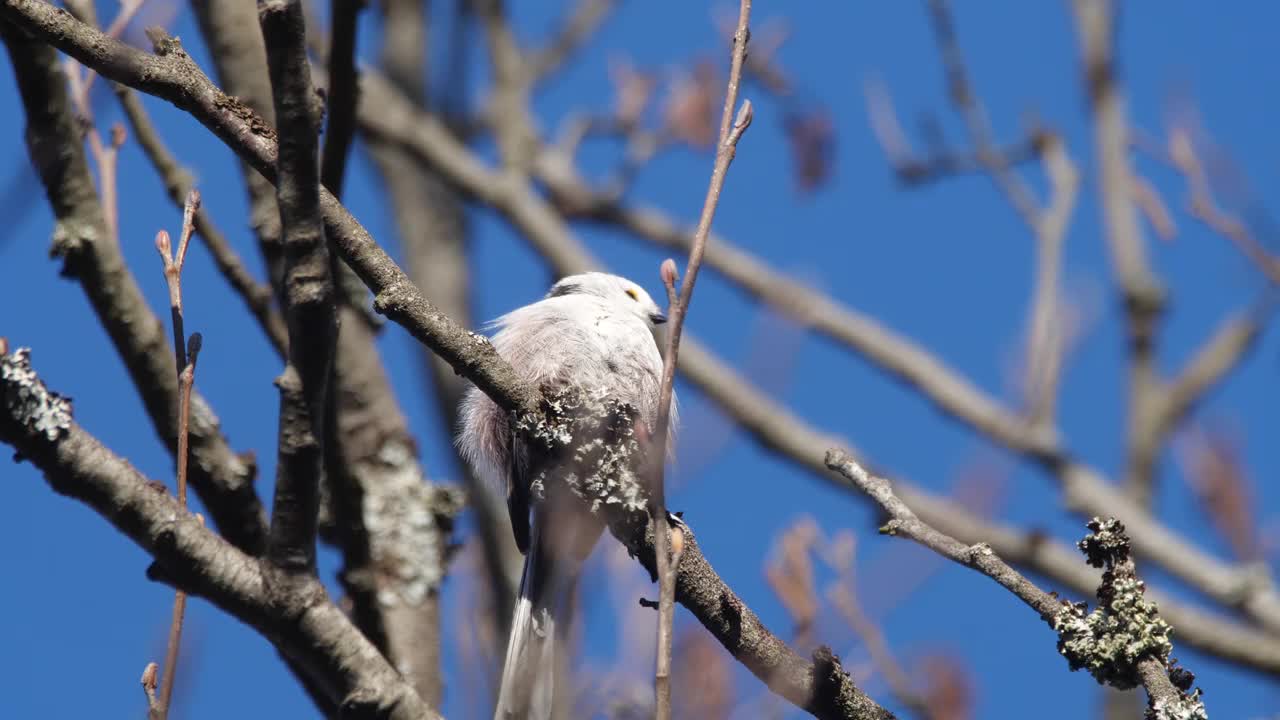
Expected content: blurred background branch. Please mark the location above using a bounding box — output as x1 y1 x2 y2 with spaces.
2 0 1279 718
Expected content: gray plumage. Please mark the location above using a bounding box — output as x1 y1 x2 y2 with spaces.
456 272 675 720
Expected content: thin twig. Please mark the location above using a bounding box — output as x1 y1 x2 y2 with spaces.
156 334 201 718
824 452 1207 716
1 12 269 554
98 124 126 243
354 50 891 718
652 3 753 717
864 79 1039 188
825 450 1060 621
74 0 144 107
112 84 288 356
529 0 616 86
347 31 1280 637
471 0 537 169
1022 133 1079 426
0 349 442 719
1070 0 1168 508
922 0 1042 227
654 259 681 717
155 191 200 368
1160 303 1271 437
1168 127 1280 285
828 585 930 719
63 51 127 246
149 190 204 720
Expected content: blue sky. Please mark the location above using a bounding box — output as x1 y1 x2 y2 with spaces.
2 1 1278 718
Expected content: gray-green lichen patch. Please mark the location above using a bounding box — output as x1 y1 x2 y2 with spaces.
1053 585 1173 689
515 385 651 517
1 347 73 442
1054 518 1207 720
1054 517 1173 689
362 437 464 607
1077 515 1130 569
1148 691 1208 720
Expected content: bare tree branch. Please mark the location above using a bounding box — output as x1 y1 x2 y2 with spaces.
0 345 442 719
1021 134 1079 426
1070 0 1168 509
675 337 1280 675
471 0 537 169
190 0 285 291
528 0 616 86
827 450 1061 621
259 0 337 575
863 78 1039 190
347 23 1280 651
528 131 1280 636
1159 305 1271 436
899 480 1280 675
919 0 1042 224
149 191 204 720
320 0 361 198
362 0 521 656
607 514 895 720
0 1 541 417
1169 128 1280 285
112 85 289 356
652 3 753 715
826 453 1207 717
355 34 892 719
0 16 268 554
325 310 464 705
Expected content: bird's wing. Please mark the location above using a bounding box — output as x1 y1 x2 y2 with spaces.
507 431 532 555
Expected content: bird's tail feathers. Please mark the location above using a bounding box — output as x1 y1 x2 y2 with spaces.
493 525 571 720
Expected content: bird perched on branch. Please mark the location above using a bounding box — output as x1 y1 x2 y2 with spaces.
458 272 675 720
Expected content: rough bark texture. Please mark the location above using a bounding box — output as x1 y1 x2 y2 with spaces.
259 0 337 575
190 0 284 289
0 17 268 554
0 347 440 719
363 0 522 645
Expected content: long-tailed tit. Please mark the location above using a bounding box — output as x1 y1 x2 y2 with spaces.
458 272 675 720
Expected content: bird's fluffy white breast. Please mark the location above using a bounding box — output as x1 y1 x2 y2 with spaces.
456 293 672 494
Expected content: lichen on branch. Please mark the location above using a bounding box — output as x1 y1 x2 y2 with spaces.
1053 517 1207 719
1 346 74 444
515 384 652 517
1054 517 1173 687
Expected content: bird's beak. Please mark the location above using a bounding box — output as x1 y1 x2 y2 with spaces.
650 312 668 325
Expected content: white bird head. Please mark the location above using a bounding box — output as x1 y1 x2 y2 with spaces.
546 272 668 329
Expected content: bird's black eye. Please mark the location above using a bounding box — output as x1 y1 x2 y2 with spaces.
625 288 639 301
